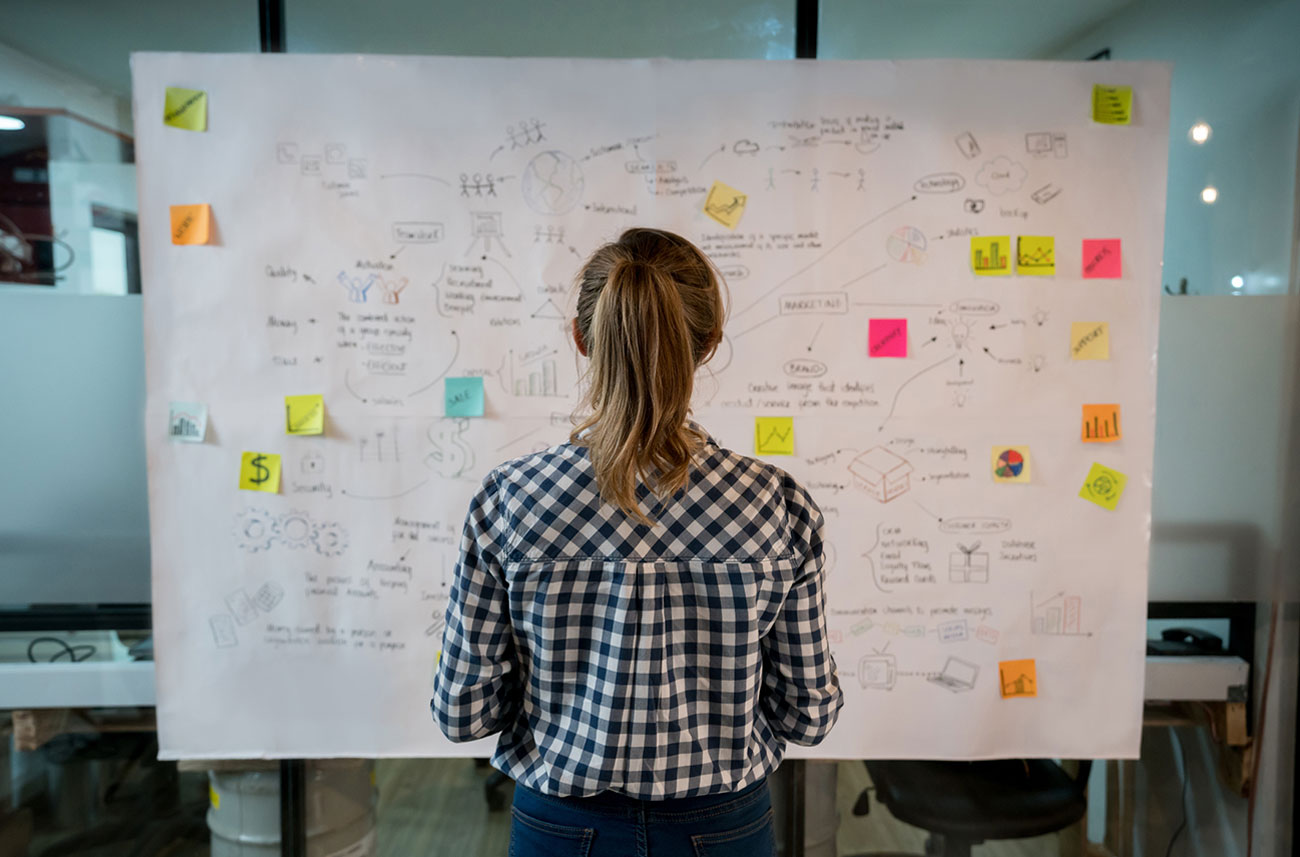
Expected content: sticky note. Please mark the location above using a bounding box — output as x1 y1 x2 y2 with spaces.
445 376 484 417
163 86 207 131
999 659 1038 699
868 318 908 357
170 204 211 245
1070 322 1109 361
1092 84 1133 125
703 180 747 230
1082 404 1121 442
239 452 281 493
168 401 207 443
1016 236 1055 276
1078 462 1127 510
209 783 220 810
285 395 325 435
755 416 794 456
1082 239 1122 278
991 446 1031 483
971 236 1011 275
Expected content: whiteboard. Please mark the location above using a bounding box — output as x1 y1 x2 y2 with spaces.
133 54 1168 760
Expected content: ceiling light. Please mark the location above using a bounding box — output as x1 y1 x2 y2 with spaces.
0 115 26 131
1230 275 1244 290
1201 186 1218 204
1189 122 1211 144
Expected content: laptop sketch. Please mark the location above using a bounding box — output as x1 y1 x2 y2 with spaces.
928 656 979 692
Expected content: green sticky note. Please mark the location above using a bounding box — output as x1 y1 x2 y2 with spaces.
445 377 484 417
164 87 207 131
1078 462 1127 510
755 416 794 456
285 395 325 435
1092 85 1132 125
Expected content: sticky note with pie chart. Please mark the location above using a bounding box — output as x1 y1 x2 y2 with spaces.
991 446 1031 483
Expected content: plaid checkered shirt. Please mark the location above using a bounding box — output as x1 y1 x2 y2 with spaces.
431 423 843 798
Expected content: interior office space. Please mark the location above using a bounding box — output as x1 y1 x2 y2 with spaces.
0 1 1298 856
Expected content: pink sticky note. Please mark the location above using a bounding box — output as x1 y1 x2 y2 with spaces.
869 318 908 357
1082 239 1122 278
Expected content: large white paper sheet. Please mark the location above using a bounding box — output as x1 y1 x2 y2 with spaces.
134 54 1168 759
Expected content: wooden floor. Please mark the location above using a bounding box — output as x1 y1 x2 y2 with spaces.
373 758 1062 856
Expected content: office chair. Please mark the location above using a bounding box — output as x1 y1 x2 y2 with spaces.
847 759 1092 857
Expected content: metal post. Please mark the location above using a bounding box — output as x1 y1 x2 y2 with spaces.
279 759 306 857
795 0 819 60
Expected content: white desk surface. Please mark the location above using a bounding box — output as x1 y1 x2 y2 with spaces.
0 655 1249 711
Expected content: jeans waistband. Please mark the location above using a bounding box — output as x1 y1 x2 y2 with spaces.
517 777 768 818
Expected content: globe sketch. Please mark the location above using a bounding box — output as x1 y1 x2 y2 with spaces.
521 150 584 215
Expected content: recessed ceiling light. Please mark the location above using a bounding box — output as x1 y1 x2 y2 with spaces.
1189 122 1211 144
0 115 26 131
1230 275 1244 289
1201 186 1218 204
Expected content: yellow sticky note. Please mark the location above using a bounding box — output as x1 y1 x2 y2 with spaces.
1070 322 1109 361
239 452 281 493
170 204 211 245
209 783 220 810
703 180 747 230
163 86 207 131
1016 236 1055 276
991 446 1031 483
1078 462 1127 510
285 394 325 435
1092 84 1133 125
971 236 1011 275
1082 404 1121 442
755 417 794 456
999 659 1038 698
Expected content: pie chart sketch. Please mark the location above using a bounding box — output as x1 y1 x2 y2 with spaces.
995 448 1025 479
886 226 927 265
521 150 584 215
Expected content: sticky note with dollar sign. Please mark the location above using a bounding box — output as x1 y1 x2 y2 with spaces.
239 452 281 493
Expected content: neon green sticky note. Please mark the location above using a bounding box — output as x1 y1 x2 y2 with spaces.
239 452 281 492
1078 462 1127 510
285 395 325 435
1092 85 1132 125
971 236 1011 275
755 417 794 456
164 87 207 131
1016 236 1055 276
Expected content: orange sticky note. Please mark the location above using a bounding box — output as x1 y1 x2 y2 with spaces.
1082 404 1121 442
999 659 1037 698
170 204 211 245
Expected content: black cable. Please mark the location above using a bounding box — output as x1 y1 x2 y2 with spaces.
26 635 97 662
1164 727 1190 857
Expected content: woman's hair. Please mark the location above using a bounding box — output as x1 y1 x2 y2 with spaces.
570 228 725 524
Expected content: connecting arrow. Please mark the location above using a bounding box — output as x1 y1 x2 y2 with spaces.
807 322 824 352
390 246 406 260
920 335 938 347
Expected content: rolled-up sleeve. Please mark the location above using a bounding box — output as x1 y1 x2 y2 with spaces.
759 477 844 745
431 471 520 741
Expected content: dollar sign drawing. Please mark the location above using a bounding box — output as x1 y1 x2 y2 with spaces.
248 454 271 484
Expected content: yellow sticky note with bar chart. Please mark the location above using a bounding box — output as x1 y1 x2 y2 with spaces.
754 417 794 456
703 180 747 230
285 395 325 435
1016 236 1055 276
971 236 1011 276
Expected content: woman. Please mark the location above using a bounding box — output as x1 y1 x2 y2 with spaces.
433 227 842 856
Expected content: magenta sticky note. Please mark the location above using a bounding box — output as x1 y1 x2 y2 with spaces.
869 318 908 357
1082 239 1122 278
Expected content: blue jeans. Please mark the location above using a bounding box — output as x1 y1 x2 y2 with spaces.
509 778 774 857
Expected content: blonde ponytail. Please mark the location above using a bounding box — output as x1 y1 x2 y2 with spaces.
571 229 725 524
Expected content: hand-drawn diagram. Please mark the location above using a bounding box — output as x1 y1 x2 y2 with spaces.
234 508 349 556
849 447 913 503
928 656 979 692
137 54 1163 761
